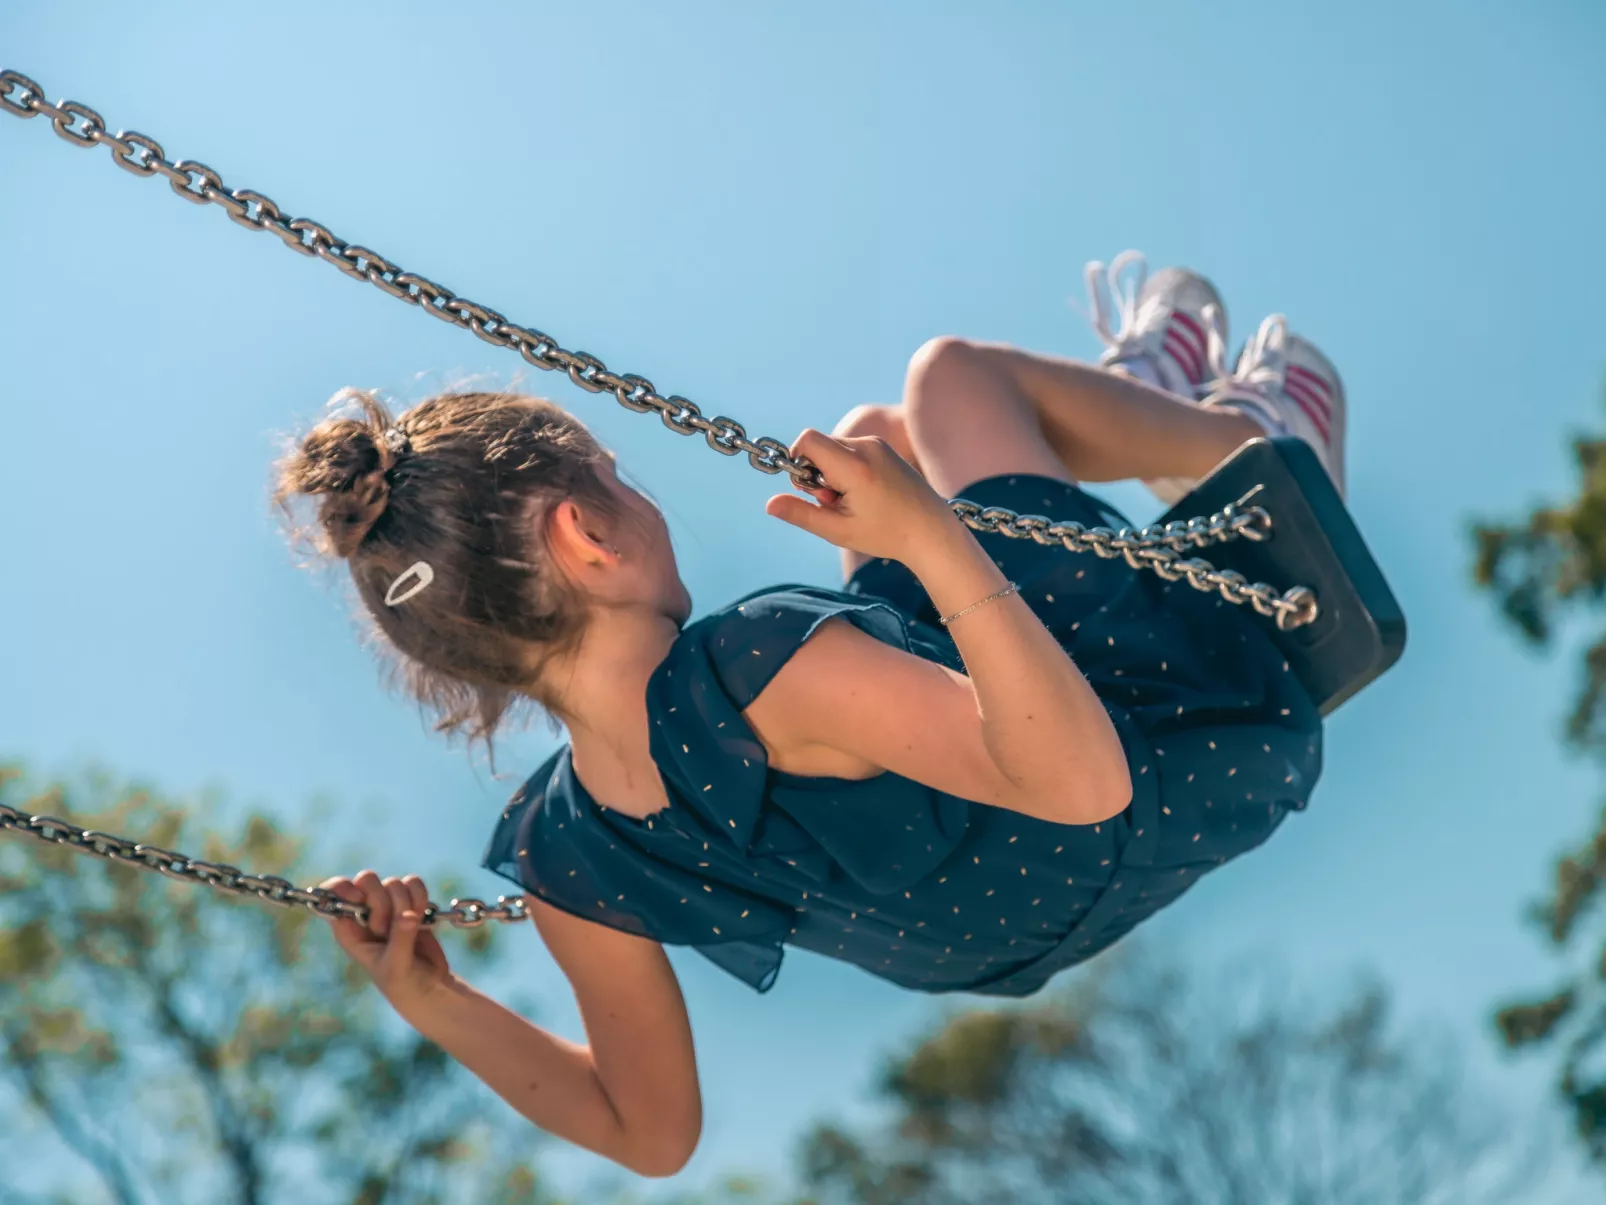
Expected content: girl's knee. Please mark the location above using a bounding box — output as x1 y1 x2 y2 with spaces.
904 337 1021 436
834 403 919 469
899 337 1069 493
833 403 902 440
905 336 985 396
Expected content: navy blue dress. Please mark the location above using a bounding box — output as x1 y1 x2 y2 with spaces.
483 475 1322 998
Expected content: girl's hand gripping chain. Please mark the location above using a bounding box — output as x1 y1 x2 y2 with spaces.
764 430 962 564
321 871 453 1021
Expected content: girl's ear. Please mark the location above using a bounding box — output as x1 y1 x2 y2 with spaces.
548 500 619 567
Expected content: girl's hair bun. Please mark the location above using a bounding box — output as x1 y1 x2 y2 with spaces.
276 390 403 558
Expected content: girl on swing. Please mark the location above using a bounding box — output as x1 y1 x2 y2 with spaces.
281 253 1343 1175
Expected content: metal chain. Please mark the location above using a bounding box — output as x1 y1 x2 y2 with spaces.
0 67 1318 631
0 802 528 930
952 500 1317 629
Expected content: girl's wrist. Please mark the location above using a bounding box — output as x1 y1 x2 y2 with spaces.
392 973 473 1033
903 510 991 579
904 522 1014 628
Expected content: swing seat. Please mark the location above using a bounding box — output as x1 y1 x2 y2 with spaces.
1159 437 1406 716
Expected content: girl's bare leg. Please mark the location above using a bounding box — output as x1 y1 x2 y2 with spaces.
900 336 1261 501
832 338 1261 580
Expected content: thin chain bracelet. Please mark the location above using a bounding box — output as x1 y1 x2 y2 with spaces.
939 582 1021 627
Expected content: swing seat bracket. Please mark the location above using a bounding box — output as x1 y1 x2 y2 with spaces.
1160 437 1406 715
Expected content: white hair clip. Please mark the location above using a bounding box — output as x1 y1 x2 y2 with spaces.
384 561 435 607
383 427 410 455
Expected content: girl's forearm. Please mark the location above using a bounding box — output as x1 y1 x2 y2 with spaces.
402 975 665 1174
906 516 1131 821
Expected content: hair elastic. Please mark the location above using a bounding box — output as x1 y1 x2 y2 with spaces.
382 427 410 455
384 561 435 607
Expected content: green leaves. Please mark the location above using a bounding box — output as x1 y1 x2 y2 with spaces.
797 958 1542 1205
1497 989 1576 1048
0 917 57 979
884 1009 1026 1110
1473 387 1606 1169
0 766 547 1205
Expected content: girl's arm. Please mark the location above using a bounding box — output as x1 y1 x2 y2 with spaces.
411 899 700 1176
324 874 701 1177
757 432 1132 826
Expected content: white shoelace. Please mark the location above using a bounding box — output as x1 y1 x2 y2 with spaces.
1083 250 1150 355
1200 301 1234 390
1235 313 1290 393
1084 256 1293 437
1086 252 1234 389
1206 313 1292 436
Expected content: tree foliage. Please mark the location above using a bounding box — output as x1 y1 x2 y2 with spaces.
794 957 1542 1205
1473 405 1606 1161
0 766 548 1205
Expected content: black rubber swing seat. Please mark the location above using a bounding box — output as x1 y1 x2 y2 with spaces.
1159 437 1406 716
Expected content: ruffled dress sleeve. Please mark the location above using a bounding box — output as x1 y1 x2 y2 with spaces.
484 586 975 994
482 747 799 990
645 587 974 956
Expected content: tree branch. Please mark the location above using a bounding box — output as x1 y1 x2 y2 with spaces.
0 1052 146 1205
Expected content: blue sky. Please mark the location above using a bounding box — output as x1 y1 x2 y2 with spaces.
3 0 1605 1196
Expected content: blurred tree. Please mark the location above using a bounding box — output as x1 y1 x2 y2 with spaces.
1474 404 1606 1163
607 1173 786 1205
0 765 550 1205
793 957 1542 1205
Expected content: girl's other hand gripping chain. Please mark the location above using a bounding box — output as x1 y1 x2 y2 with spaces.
321 871 453 1021
764 430 963 565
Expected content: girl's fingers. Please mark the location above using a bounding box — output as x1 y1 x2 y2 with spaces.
319 875 358 899
354 869 390 937
397 875 446 968
765 492 846 543
378 877 421 979
402 875 429 917
787 427 834 461
789 429 854 482
318 877 374 949
801 483 841 506
382 877 413 923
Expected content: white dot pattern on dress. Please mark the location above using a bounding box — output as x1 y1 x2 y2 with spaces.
485 532 1321 997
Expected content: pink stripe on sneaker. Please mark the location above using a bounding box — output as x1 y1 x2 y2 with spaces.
1282 374 1332 422
1163 335 1203 383
1281 379 1332 441
1278 377 1329 424
1168 317 1208 381
1171 310 1209 358
1286 364 1334 410
1163 328 1205 384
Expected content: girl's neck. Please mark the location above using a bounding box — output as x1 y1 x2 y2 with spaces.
556 606 682 819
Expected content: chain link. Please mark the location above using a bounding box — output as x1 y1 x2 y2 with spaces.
0 803 529 930
0 66 1319 630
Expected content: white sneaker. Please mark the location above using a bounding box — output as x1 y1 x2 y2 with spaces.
1202 315 1347 497
1084 250 1225 401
